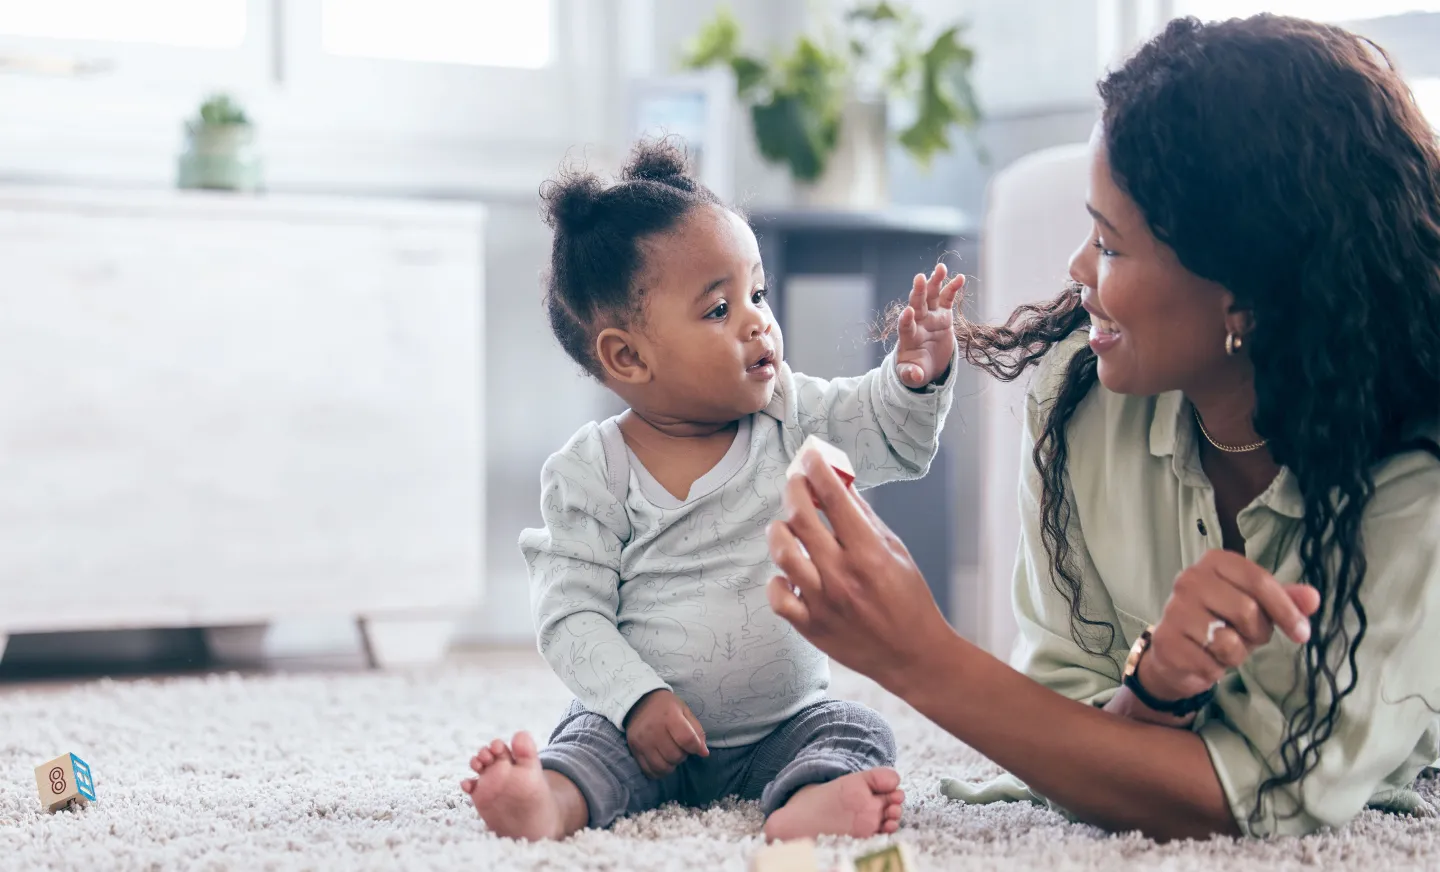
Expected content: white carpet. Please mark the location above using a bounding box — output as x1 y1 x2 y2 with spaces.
1 651 1436 871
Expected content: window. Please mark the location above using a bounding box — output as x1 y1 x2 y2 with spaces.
321 0 552 69
1414 78 1440 127
1174 1 1440 20
1170 2 1440 129
0 0 247 47
0 0 607 195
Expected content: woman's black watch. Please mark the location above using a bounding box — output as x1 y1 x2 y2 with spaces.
1121 626 1215 717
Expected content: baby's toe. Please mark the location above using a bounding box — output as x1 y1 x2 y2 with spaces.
884 803 903 821
489 739 510 758
887 789 906 807
863 767 902 795
460 778 477 794
881 819 901 834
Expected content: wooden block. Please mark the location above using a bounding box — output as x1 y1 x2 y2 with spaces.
853 843 916 872
786 435 856 487
752 838 819 872
35 753 96 813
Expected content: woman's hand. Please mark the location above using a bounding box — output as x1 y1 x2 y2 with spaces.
1139 550 1322 703
765 449 955 689
895 263 965 388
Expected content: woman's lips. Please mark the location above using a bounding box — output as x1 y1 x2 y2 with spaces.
1088 315 1121 353
1080 292 1121 354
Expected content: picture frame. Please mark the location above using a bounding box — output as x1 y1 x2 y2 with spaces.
629 68 735 201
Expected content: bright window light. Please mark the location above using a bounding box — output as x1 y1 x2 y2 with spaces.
322 0 553 69
0 0 247 47
1176 1 1440 21
1413 77 1440 128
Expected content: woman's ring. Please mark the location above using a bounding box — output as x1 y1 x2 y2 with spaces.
1204 619 1227 648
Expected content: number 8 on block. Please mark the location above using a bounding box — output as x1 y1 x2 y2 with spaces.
35 752 96 812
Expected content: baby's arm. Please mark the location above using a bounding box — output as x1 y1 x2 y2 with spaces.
786 266 962 489
520 435 669 732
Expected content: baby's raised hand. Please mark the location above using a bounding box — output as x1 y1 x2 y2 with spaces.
895 263 964 388
623 689 710 779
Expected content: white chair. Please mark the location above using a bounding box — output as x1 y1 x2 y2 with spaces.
975 143 1091 659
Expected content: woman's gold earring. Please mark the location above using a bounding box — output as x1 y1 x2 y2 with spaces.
1225 331 1243 356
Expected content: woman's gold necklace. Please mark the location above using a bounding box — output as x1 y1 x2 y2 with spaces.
1193 408 1268 453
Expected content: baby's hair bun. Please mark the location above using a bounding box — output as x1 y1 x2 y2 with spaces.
621 138 695 189
541 170 605 233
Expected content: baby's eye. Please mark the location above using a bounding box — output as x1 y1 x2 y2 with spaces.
752 287 769 306
706 301 729 320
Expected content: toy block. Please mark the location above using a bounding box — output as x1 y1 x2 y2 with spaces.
853 843 916 872
35 753 96 813
786 435 856 487
752 838 819 872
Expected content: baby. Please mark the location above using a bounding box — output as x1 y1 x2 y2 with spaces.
462 140 962 843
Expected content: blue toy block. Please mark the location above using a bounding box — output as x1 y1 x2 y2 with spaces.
70 754 96 802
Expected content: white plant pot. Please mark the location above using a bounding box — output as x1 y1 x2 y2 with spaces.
795 100 889 210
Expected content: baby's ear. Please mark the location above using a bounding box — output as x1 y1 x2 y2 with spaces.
596 327 651 384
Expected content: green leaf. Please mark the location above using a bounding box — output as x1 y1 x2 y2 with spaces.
681 7 742 69
682 2 982 181
896 24 981 167
730 55 769 98
751 94 841 182
747 36 847 180
885 49 915 93
197 93 248 126
846 2 905 24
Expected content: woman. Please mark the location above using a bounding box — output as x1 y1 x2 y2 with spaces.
767 14 1440 841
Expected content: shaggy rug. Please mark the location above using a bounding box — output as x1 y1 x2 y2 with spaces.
1 650 1436 871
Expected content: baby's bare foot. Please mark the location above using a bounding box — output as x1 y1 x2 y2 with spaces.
763 768 905 842
460 732 566 841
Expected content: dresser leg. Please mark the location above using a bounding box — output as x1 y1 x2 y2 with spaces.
202 625 270 666
356 616 455 669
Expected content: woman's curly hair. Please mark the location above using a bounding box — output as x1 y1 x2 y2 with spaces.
960 15 1440 828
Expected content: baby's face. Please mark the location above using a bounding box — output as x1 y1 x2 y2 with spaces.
632 206 784 423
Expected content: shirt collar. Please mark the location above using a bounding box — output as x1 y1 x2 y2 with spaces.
1149 391 1184 459
1148 389 1305 519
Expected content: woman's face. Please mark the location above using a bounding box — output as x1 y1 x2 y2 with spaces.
1067 126 1240 398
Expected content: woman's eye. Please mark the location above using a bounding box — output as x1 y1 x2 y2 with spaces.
707 301 728 320
1091 239 1118 258
752 287 769 305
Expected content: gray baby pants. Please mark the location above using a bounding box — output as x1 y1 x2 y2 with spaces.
537 698 896 828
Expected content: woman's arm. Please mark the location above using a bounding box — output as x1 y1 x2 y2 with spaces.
772 446 1440 839
896 627 1240 840
766 451 1239 840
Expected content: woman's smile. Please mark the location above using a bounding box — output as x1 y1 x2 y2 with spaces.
1082 293 1123 354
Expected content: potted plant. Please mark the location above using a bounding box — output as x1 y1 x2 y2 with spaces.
177 93 263 192
683 2 982 209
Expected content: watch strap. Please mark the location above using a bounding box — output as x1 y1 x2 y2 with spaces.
1123 669 1215 717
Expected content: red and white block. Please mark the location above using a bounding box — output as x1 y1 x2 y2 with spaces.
785 435 855 488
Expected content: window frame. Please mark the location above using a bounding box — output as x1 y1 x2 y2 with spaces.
0 0 617 196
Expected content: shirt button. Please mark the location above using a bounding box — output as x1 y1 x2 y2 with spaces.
1197 519 1208 536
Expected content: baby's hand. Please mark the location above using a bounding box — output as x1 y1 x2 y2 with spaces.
895 263 965 388
623 689 710 779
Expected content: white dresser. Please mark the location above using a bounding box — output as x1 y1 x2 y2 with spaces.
0 187 485 667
